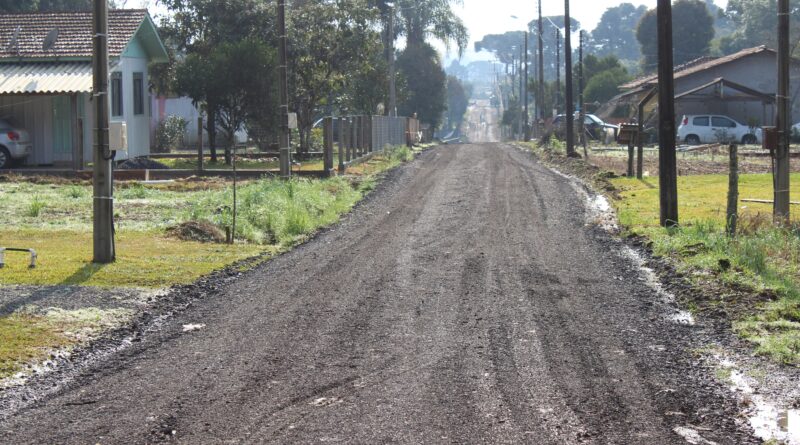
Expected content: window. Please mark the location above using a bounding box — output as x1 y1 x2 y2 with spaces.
111 72 123 117
712 116 736 128
133 72 144 115
693 116 709 126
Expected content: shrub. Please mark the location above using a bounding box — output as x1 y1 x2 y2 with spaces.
26 196 45 217
155 115 188 153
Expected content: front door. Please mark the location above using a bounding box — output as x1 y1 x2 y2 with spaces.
52 96 72 163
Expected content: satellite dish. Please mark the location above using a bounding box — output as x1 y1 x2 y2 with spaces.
8 25 20 54
42 27 59 52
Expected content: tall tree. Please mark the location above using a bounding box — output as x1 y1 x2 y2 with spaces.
589 3 648 61
445 75 470 132
397 43 447 128
718 0 800 55
395 0 468 55
636 0 715 69
288 0 383 154
0 0 90 12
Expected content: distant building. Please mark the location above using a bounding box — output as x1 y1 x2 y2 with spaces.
610 46 800 127
0 10 168 168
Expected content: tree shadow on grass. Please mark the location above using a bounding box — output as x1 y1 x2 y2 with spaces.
60 262 107 286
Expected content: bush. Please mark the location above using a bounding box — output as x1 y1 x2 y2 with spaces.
26 196 45 217
155 115 188 153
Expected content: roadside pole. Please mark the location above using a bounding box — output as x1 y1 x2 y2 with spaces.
564 0 576 157
537 0 544 122
278 0 291 178
657 0 678 227
518 43 524 140
775 0 790 222
555 30 560 115
92 0 114 263
524 31 530 142
388 5 397 117
727 144 739 236
197 116 203 172
579 30 587 157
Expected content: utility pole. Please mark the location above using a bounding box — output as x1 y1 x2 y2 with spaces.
278 0 291 178
657 0 678 226
537 0 544 121
578 30 586 151
775 0 790 222
524 31 530 141
92 0 114 263
388 5 397 117
518 43 524 140
555 30 561 115
564 0 576 157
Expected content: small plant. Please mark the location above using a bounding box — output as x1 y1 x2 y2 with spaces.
64 186 86 199
26 195 45 217
155 115 188 153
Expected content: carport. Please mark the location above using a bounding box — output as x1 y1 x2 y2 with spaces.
673 77 775 126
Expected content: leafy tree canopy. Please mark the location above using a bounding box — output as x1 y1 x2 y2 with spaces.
588 3 648 61
397 42 447 129
718 0 800 55
636 0 715 70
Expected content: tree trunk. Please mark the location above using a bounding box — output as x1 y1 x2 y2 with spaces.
207 105 218 162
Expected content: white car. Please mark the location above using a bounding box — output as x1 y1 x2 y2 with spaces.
677 114 761 145
0 119 32 169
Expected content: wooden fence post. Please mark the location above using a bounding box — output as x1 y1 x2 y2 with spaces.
636 126 644 179
197 116 204 172
338 117 345 173
627 139 635 177
323 117 333 177
727 144 739 236
345 118 352 162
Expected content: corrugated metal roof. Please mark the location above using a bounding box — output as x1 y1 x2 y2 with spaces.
0 62 92 94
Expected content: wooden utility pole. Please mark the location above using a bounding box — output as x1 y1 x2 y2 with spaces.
555 30 560 115
388 6 397 117
775 0 790 222
564 1 575 157
657 0 678 227
278 0 291 178
518 43 524 140
727 144 739 236
524 31 529 141
579 30 587 155
92 0 114 263
537 0 544 120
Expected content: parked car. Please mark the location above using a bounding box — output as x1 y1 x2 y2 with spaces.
0 119 32 169
677 115 761 145
552 113 619 143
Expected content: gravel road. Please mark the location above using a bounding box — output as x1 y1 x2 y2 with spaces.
0 143 757 444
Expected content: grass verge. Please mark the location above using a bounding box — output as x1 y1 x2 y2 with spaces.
611 174 800 365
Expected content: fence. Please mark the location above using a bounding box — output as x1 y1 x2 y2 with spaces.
319 115 420 177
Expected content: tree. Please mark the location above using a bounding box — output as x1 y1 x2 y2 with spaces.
287 0 383 154
397 43 447 129
174 39 278 164
395 0 468 55
589 3 648 61
584 67 631 104
0 0 90 12
718 0 800 55
636 0 715 70
445 76 470 132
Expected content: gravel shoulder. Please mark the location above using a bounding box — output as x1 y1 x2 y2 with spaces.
0 143 757 444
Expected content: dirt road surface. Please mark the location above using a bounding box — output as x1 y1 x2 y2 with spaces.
0 143 756 444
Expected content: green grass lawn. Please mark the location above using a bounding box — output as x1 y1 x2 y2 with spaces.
611 173 800 365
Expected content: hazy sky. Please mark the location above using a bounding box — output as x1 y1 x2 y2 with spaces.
130 0 728 63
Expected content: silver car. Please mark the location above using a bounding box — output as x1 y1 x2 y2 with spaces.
0 119 32 169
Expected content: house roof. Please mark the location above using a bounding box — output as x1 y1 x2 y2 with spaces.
0 9 167 62
0 61 92 94
621 46 774 90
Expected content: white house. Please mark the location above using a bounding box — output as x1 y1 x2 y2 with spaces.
0 9 168 168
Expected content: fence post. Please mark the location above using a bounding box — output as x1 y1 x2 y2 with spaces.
323 117 333 177
197 116 204 172
338 117 345 173
627 139 634 177
367 116 373 153
726 144 739 237
636 125 644 179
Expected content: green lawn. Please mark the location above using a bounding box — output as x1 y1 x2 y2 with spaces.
611 173 800 365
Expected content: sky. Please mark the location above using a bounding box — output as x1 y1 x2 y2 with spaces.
128 0 727 64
